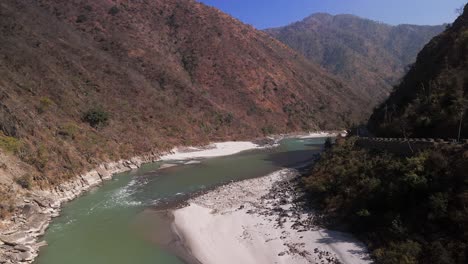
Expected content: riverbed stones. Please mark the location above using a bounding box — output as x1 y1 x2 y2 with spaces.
35 241 47 248
96 167 111 180
14 244 30 252
24 213 49 234
18 251 34 261
124 160 139 170
1 231 35 246
81 171 102 186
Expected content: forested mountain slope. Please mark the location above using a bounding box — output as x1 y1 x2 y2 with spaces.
266 14 444 104
303 5 468 263
369 6 468 138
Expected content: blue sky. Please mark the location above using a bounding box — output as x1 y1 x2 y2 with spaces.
198 0 467 29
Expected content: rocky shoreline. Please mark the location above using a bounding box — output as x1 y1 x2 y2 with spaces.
0 140 270 264
0 153 161 263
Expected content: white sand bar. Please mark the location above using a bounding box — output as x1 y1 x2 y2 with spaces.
160 141 260 161
299 131 347 139
173 169 372 264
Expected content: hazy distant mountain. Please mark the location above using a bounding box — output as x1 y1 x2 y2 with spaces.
369 5 468 139
0 0 366 198
265 13 445 104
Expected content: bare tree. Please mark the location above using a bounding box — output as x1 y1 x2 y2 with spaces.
456 98 467 142
458 111 463 142
400 118 414 154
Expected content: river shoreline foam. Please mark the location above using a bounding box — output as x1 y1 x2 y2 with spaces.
172 169 371 264
0 131 339 263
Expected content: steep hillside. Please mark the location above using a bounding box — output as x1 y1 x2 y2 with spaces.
265 14 444 104
303 6 468 263
368 5 468 138
305 138 468 264
0 0 367 215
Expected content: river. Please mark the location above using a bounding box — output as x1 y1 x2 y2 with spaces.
34 137 327 264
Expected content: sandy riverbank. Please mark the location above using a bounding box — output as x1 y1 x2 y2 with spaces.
172 169 371 264
0 140 264 263
299 131 346 139
160 141 262 161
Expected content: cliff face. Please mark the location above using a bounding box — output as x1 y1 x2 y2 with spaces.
0 0 367 213
265 14 445 105
368 4 468 138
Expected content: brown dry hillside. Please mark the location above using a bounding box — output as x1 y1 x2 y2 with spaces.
265 14 445 105
0 0 366 212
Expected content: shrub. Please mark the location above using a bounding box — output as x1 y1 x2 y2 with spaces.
324 137 333 149
27 145 50 171
0 191 14 219
374 241 422 264
247 105 257 116
304 139 468 263
76 14 87 23
0 132 22 153
181 53 198 74
215 112 233 126
108 6 120 16
261 125 275 135
84 5 93 12
15 174 33 189
82 108 109 128
58 122 80 139
37 97 53 113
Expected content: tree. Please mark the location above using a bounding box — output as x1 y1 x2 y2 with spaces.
324 137 333 149
82 108 109 128
454 97 467 141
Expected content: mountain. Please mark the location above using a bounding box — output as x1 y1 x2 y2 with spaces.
368 5 468 138
265 14 445 104
303 5 468 263
0 0 367 212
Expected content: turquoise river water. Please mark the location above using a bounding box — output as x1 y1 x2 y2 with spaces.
34 137 327 264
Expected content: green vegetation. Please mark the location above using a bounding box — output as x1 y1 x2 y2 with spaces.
37 97 53 113
82 108 109 128
30 144 50 171
108 6 120 16
215 112 234 126
261 125 275 135
0 132 22 154
369 5 468 139
304 138 468 263
324 137 333 149
0 190 13 219
83 5 92 12
370 71 468 139
15 174 33 189
58 122 80 139
76 14 87 23
181 53 198 75
307 9 468 263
